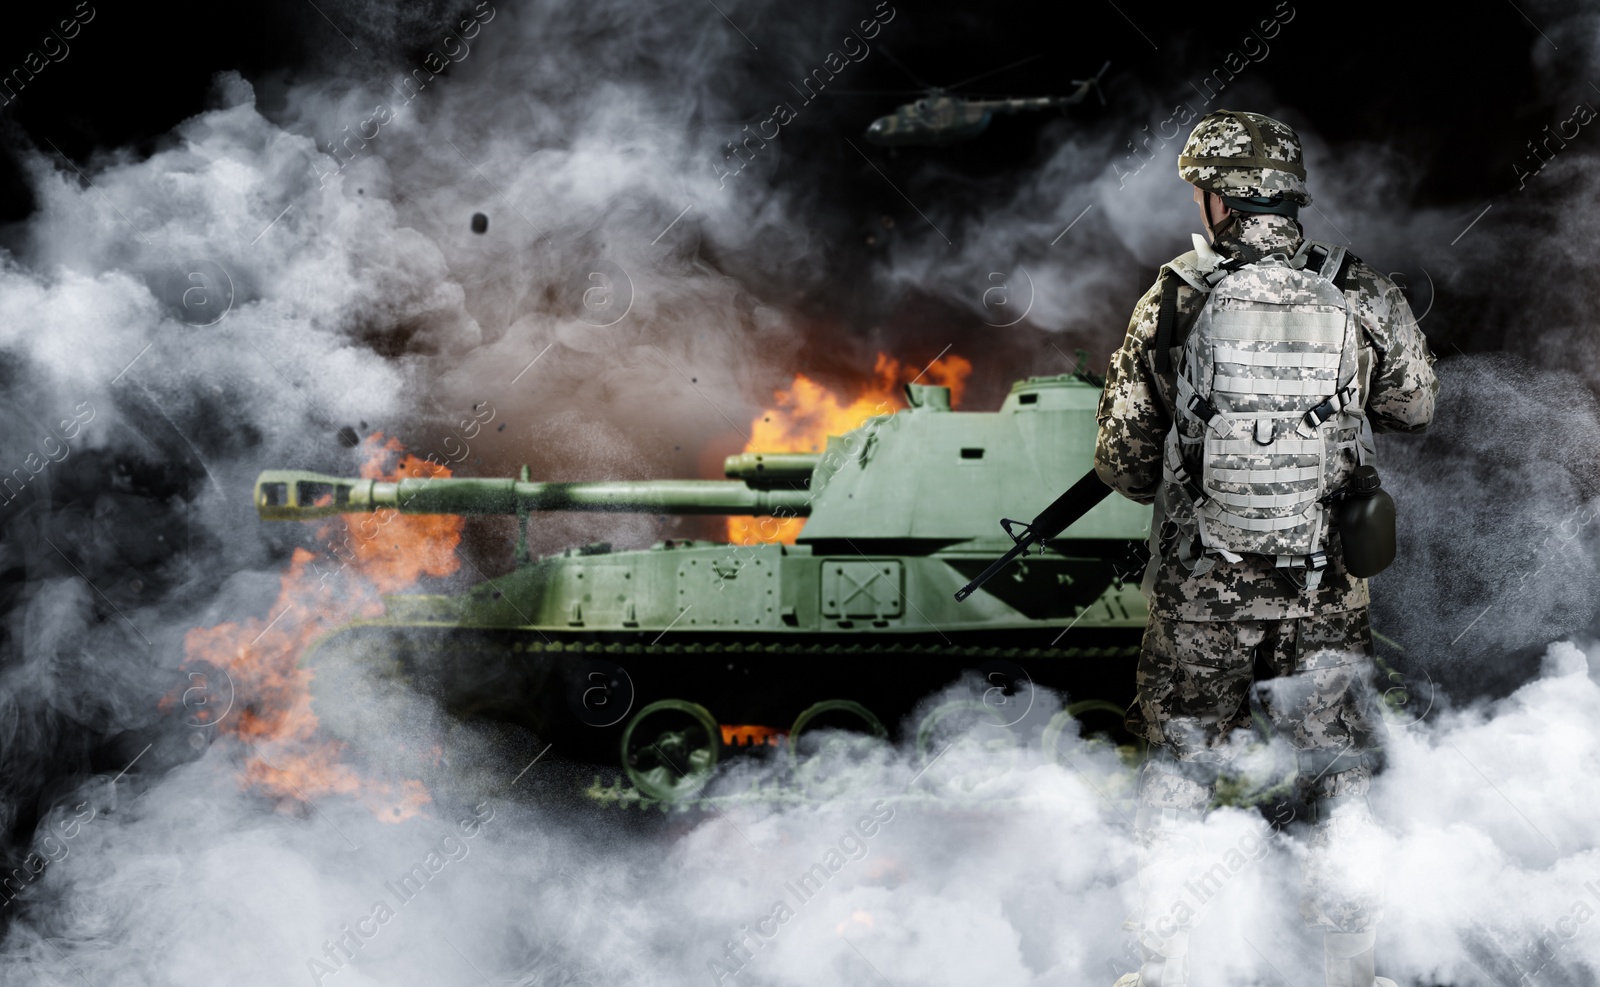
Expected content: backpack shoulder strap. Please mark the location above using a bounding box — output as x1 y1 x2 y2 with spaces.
1153 273 1181 373
1153 236 1239 373
1166 234 1236 289
1332 249 1359 291
1289 238 1360 289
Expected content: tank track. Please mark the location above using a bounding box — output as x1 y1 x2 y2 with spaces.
307 624 1144 811
444 635 1139 660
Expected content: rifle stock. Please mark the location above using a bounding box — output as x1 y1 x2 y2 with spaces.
952 469 1112 602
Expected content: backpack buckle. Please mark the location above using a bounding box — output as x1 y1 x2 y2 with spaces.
1185 393 1217 423
1170 463 1208 507
1337 382 1362 411
1301 397 1337 430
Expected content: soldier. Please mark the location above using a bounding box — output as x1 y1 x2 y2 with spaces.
1096 109 1437 987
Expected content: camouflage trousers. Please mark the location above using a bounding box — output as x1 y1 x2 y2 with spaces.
1127 608 1388 942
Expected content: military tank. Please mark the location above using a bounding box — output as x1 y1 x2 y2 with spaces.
254 373 1153 803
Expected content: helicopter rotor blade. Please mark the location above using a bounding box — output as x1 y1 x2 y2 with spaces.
1081 60 1110 105
877 45 936 91
1051 62 1111 110
942 53 1043 92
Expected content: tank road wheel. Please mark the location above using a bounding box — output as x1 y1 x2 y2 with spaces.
912 700 1018 791
1042 700 1140 762
621 700 720 803
788 700 888 760
787 700 889 798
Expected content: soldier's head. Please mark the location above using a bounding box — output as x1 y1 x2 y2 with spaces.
1178 109 1308 240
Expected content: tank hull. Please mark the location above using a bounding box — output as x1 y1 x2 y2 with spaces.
303 621 1143 788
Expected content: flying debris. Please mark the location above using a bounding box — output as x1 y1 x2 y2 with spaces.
859 57 1108 147
471 212 489 234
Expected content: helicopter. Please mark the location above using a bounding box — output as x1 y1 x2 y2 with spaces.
857 56 1109 148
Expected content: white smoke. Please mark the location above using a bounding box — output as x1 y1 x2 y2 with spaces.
8 644 1600 986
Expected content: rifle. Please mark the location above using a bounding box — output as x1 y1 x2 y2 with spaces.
953 469 1112 602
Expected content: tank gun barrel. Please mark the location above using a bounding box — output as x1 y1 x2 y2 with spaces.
255 470 812 521
721 452 820 484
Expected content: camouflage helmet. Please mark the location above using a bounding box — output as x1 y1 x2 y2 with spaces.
1177 109 1309 205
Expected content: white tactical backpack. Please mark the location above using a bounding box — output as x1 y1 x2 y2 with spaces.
1153 235 1376 590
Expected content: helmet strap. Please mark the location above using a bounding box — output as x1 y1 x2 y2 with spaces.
1202 198 1238 241
1220 194 1301 218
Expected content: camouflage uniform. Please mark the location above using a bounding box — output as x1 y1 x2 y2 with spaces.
1096 113 1437 972
1097 213 1437 623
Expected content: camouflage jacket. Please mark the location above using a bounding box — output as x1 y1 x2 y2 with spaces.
1095 214 1438 620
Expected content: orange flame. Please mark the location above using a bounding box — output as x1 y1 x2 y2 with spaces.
836 910 875 935
728 353 971 545
719 724 786 748
181 435 462 821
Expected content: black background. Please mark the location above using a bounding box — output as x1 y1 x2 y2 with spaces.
0 0 1565 259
